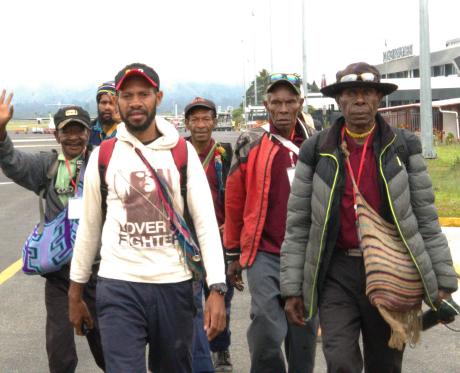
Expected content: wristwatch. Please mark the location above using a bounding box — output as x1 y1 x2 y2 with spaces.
209 282 228 296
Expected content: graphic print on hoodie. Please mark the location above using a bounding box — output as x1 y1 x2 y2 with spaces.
117 168 176 250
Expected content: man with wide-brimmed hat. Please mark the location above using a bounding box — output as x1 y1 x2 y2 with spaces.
280 62 458 372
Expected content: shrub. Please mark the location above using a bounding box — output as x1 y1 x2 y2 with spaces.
445 132 455 145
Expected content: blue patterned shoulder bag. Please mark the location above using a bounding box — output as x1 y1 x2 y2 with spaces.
21 160 85 275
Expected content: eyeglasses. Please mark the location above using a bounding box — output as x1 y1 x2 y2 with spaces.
269 73 302 86
339 72 376 83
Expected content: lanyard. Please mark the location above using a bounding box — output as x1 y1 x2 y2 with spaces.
261 124 300 155
341 126 373 219
65 159 77 192
202 143 217 173
288 151 295 168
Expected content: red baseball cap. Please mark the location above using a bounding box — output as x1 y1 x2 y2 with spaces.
115 63 160 91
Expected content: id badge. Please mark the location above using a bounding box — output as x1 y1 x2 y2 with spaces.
287 167 296 187
68 197 84 220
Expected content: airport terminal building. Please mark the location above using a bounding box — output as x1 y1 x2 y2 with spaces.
372 40 460 140
375 40 460 106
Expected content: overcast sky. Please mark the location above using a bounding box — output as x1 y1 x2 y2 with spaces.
1 0 459 91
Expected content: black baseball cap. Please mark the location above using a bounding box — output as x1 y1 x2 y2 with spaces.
53 106 91 130
115 63 160 91
184 97 217 118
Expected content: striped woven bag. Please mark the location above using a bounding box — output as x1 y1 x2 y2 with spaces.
341 141 423 350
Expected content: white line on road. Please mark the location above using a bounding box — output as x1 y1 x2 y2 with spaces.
15 144 57 148
0 182 14 185
13 138 55 143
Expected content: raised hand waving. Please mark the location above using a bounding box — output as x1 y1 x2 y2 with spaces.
0 90 14 133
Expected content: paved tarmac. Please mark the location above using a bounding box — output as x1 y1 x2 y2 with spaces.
0 132 459 372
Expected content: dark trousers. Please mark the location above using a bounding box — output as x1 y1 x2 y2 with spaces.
247 252 318 373
192 281 214 373
319 251 404 373
96 277 195 373
45 266 104 373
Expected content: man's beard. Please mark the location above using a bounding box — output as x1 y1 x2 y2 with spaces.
98 111 115 126
122 106 156 133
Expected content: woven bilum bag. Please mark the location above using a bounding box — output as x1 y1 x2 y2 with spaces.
342 141 424 350
356 190 423 350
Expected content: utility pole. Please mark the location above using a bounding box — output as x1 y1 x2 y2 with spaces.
269 0 274 72
301 0 308 108
251 10 258 106
419 0 436 158
242 40 247 125
384 40 389 108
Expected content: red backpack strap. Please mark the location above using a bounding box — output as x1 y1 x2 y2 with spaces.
171 137 188 195
98 137 117 220
171 137 199 245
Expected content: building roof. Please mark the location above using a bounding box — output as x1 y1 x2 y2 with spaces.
379 97 460 112
375 45 460 74
382 76 460 90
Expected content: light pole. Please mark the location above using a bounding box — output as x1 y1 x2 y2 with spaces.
241 40 247 126
384 40 389 108
269 0 273 73
419 0 436 158
251 10 258 106
301 0 308 108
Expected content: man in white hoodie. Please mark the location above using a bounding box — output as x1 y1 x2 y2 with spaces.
68 63 227 373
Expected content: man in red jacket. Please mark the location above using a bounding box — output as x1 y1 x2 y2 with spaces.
224 74 317 373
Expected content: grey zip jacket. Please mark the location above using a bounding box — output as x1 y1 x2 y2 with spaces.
280 114 457 319
0 135 63 220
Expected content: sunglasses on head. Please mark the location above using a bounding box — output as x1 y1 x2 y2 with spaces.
339 72 376 83
269 73 302 86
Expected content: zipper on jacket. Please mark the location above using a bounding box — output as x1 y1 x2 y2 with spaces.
244 138 275 267
379 136 436 310
309 153 339 318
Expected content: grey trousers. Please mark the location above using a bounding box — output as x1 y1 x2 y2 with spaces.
246 251 318 373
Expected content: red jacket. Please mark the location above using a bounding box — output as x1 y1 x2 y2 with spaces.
224 122 312 267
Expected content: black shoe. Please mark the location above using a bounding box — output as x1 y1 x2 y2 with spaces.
212 350 232 372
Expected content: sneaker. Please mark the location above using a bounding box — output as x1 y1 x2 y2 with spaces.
212 350 233 372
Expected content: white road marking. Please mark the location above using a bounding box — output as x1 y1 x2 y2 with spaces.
15 144 57 148
13 138 55 143
0 182 14 185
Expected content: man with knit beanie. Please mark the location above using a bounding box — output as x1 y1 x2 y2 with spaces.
89 81 120 146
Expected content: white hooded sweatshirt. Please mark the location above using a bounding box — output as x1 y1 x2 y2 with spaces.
70 118 225 286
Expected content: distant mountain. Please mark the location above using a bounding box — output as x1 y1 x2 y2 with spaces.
11 83 243 119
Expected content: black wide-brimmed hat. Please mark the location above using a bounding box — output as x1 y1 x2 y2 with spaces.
320 62 398 98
